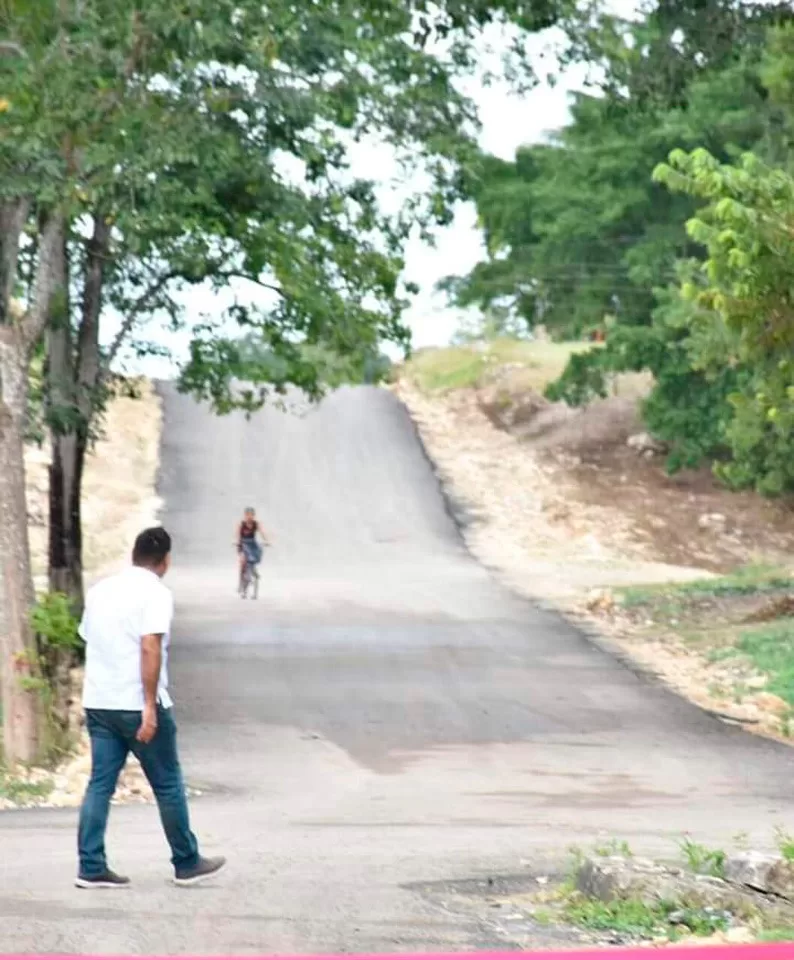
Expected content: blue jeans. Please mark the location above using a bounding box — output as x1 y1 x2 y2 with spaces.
78 706 199 878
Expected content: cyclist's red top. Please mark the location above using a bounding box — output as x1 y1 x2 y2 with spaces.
239 520 258 542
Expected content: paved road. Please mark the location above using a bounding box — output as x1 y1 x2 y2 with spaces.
3 385 794 954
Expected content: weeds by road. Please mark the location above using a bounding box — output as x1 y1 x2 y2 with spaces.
594 567 794 741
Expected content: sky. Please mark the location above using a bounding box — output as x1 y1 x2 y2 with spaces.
111 6 638 377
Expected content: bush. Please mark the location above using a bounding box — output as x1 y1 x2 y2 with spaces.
552 150 794 494
654 149 794 494
548 285 739 474
28 592 83 759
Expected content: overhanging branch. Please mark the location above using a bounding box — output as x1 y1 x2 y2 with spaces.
103 270 180 372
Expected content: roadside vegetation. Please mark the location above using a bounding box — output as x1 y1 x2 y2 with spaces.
399 337 794 740
443 3 794 495
563 895 730 942
404 341 594 395
403 0 794 747
511 837 794 946
615 568 794 735
0 770 52 806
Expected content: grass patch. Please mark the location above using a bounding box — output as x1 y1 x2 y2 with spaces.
0 769 53 805
620 567 794 611
564 895 729 942
758 928 794 943
680 837 726 879
614 564 794 730
593 838 634 858
737 621 794 704
775 830 794 863
406 346 489 392
404 339 595 394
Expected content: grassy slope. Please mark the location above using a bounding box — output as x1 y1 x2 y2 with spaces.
620 568 794 718
402 339 595 393
402 338 652 404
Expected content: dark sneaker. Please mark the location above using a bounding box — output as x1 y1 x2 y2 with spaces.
174 855 226 887
75 869 131 889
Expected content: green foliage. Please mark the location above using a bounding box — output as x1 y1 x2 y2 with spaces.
450 306 531 345
446 0 794 493
405 339 589 394
564 895 728 941
620 567 794 609
29 592 81 654
443 1 792 338
18 591 83 760
231 333 392 402
565 896 667 939
593 838 634 858
654 149 794 492
0 0 573 419
546 284 741 472
737 621 794 705
679 837 726 878
0 770 53 804
759 927 794 943
636 287 740 472
775 829 794 863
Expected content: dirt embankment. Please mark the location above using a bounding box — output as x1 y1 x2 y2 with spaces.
25 380 163 582
396 351 794 744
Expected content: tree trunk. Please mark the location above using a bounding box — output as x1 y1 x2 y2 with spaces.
0 332 41 763
47 214 109 607
0 210 64 763
46 231 84 605
47 214 110 610
48 431 86 603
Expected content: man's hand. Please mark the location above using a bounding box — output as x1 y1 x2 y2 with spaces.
139 632 163 743
136 703 158 743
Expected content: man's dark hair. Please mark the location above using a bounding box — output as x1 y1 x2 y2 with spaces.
132 526 172 567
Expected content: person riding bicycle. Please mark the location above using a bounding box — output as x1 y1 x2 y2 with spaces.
235 507 269 580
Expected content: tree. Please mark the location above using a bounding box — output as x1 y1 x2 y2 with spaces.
0 0 570 760
444 1 793 340
0 216 63 762
653 148 794 493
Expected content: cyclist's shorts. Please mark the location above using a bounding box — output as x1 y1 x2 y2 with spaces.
241 541 262 565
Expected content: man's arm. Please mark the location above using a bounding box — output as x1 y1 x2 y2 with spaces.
137 585 173 744
137 633 163 743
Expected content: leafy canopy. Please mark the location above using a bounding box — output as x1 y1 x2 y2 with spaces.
0 0 568 412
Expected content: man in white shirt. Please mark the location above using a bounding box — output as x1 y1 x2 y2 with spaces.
77 527 225 888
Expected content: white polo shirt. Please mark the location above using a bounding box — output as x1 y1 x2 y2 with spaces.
80 566 174 710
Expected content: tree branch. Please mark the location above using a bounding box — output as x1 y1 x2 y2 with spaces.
20 213 65 353
213 271 284 297
102 268 284 376
102 270 180 372
76 214 112 414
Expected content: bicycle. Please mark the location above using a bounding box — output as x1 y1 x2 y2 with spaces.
238 554 260 599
